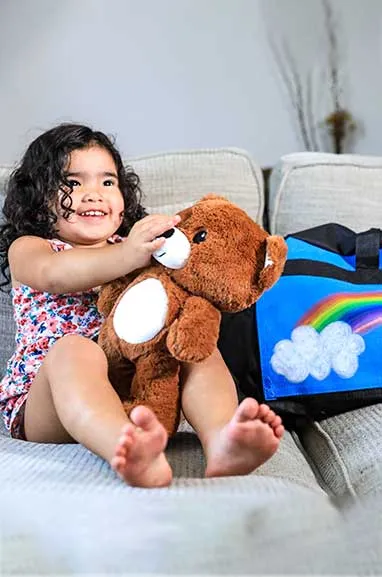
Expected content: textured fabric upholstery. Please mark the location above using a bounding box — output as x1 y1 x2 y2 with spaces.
269 152 382 236
0 289 15 379
298 404 382 498
131 148 264 222
4 489 381 575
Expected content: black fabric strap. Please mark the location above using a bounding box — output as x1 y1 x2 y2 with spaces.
355 229 381 270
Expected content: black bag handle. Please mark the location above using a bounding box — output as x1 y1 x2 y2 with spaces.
355 229 381 270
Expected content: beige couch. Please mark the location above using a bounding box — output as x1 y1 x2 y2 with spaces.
0 149 381 574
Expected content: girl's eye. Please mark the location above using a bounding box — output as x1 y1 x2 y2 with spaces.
68 179 80 187
103 180 115 187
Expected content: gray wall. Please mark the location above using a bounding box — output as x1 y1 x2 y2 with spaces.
0 0 380 166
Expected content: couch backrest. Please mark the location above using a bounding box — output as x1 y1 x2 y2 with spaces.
0 148 264 377
0 148 264 220
269 152 382 236
130 148 264 220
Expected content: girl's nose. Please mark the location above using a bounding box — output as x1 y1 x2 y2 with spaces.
82 190 103 202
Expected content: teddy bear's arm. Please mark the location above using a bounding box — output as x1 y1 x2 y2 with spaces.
166 296 221 363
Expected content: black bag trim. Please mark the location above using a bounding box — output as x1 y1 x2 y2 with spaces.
283 260 382 284
287 223 382 257
356 229 381 270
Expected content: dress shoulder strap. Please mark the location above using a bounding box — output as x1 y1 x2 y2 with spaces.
107 234 125 244
47 236 124 252
47 238 73 252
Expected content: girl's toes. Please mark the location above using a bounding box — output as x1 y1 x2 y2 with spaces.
257 403 270 419
236 398 259 421
114 436 133 458
272 415 282 429
118 424 135 444
111 455 126 474
130 405 158 430
263 409 276 425
275 424 285 439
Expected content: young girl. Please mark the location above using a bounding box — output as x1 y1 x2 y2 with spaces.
0 123 284 487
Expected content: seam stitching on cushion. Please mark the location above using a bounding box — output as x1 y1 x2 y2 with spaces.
280 160 382 171
290 430 330 496
312 422 358 499
270 166 293 234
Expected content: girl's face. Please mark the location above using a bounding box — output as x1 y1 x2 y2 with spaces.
54 145 125 248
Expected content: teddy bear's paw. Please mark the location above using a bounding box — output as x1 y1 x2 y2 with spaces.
166 319 215 362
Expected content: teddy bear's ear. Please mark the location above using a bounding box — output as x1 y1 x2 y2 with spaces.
258 236 288 292
200 194 229 203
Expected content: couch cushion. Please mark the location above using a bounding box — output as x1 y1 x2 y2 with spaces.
0 167 13 377
0 289 15 379
297 404 382 497
269 152 382 236
0 426 324 491
0 487 347 575
0 167 13 378
130 148 264 223
0 166 11 199
3 493 381 576
0 150 264 222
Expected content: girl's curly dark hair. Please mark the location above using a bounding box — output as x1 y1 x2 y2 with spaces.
0 123 146 289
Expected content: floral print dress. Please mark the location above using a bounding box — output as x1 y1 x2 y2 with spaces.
0 238 105 437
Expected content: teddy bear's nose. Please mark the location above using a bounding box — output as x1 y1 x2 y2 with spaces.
159 228 175 239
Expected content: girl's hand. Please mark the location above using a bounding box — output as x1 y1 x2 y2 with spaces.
124 214 181 270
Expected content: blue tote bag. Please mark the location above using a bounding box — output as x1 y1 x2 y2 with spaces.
218 223 382 427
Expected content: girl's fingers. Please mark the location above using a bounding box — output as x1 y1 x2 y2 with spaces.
149 237 166 252
138 216 181 241
139 214 180 229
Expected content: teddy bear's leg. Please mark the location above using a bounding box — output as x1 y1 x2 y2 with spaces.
123 350 181 437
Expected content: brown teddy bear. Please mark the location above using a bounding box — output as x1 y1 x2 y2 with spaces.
98 195 287 436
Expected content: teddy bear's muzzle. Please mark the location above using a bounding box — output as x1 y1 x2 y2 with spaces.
153 227 191 269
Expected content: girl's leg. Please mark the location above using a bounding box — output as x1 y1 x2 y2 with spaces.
180 348 284 477
23 335 172 487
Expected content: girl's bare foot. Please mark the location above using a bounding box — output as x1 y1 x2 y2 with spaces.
111 406 172 487
205 398 284 478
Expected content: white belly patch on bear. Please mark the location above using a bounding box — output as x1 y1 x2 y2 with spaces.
113 278 168 344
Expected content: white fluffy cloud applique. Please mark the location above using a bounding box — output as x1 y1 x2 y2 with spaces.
270 321 366 383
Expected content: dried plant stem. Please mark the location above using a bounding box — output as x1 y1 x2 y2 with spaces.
269 35 319 151
322 0 341 112
268 0 357 154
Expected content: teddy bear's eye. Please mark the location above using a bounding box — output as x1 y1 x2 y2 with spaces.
193 230 207 244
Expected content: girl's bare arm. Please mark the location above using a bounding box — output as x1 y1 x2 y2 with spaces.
9 214 180 293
